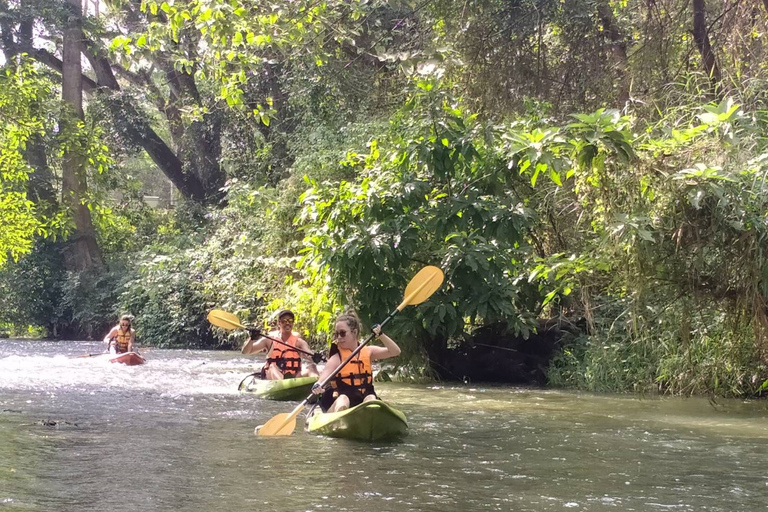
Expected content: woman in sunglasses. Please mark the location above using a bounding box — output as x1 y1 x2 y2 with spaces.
103 315 135 354
312 310 401 413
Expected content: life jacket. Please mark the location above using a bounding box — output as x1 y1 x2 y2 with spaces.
331 345 374 396
115 328 131 354
264 331 302 376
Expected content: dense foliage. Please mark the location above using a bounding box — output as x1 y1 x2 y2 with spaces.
0 64 64 265
1 0 767 395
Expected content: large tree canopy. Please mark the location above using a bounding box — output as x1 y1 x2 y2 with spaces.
0 0 766 395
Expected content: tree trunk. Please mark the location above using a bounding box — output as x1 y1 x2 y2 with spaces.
692 0 722 93
252 61 295 183
19 5 56 206
159 61 225 199
61 0 103 271
596 0 630 107
25 134 57 206
81 46 212 202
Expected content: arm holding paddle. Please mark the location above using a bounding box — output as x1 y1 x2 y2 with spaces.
241 330 271 355
312 354 341 394
368 325 401 361
103 326 118 352
127 330 135 353
294 337 324 365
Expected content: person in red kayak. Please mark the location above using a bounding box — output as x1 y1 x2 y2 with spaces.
241 309 320 380
311 310 401 413
104 315 135 354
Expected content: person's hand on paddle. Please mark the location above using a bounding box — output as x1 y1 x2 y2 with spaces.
312 351 325 364
247 327 261 340
311 383 325 395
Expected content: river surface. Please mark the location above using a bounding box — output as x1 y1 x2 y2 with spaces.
0 339 766 512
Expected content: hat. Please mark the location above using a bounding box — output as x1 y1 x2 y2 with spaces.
276 309 295 321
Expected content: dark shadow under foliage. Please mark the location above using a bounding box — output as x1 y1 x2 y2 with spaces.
426 319 584 385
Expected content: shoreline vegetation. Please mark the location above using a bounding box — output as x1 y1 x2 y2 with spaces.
1 0 767 398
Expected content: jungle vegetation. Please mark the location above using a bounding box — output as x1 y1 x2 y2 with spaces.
1 0 767 396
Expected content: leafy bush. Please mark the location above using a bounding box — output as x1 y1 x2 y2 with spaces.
297 81 541 357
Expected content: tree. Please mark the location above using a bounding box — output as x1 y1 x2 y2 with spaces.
595 0 629 107
0 0 222 203
692 0 722 93
0 62 61 268
60 0 103 271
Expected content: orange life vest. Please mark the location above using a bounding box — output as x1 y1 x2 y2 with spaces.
265 332 302 376
115 328 132 354
331 345 374 396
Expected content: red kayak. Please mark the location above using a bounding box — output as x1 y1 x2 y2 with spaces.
109 352 146 366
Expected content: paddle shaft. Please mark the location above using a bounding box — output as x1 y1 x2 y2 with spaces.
270 273 438 432
254 331 316 358
76 348 147 358
212 311 316 358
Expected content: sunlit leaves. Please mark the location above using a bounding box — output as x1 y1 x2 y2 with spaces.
0 64 51 267
298 85 537 339
131 0 371 118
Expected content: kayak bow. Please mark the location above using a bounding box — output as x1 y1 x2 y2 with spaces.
239 375 318 401
109 352 146 366
306 400 408 442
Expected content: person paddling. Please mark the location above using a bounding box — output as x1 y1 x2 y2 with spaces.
104 315 135 354
242 309 320 380
311 310 401 413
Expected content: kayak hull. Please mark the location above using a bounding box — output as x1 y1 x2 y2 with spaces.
306 400 408 442
109 352 146 366
239 375 318 401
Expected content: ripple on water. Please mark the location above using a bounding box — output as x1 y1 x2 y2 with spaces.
2 341 768 512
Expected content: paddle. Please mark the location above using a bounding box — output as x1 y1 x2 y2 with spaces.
207 309 322 360
256 265 444 437
75 347 150 358
75 353 105 358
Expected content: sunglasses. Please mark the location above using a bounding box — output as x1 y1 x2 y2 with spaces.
279 318 294 324
120 323 130 327
332 329 348 339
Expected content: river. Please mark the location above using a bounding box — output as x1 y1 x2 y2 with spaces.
1 339 766 511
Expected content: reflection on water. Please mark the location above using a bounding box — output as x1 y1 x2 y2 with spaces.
1 339 767 511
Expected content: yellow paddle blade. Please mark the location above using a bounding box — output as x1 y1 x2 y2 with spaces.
398 266 444 311
207 309 246 331
256 412 298 437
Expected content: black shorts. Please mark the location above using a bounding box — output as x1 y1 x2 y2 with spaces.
319 386 377 412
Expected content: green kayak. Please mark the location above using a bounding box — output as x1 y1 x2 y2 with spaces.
306 400 408 442
238 374 318 401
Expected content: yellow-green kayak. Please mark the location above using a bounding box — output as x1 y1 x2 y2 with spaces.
306 400 408 441
238 374 318 401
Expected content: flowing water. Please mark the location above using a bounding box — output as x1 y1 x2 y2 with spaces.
1 339 767 512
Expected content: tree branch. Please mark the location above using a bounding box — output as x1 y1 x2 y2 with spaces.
31 47 99 91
